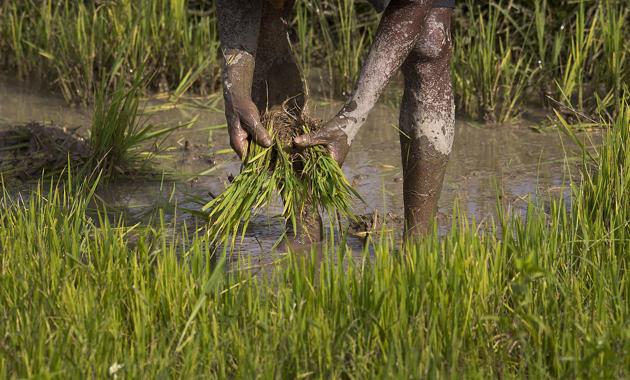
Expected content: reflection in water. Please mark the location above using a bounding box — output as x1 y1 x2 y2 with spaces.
0 77 597 259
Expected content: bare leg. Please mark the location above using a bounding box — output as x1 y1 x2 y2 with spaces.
251 0 304 111
291 2 452 241
399 8 454 238
251 0 322 245
293 0 436 165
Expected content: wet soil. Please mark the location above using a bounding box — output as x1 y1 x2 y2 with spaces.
0 122 89 179
0 76 600 261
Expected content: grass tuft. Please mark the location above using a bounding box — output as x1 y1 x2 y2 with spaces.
87 75 192 181
0 93 629 377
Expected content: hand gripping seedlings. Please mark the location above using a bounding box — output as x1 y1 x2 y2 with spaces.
202 103 361 249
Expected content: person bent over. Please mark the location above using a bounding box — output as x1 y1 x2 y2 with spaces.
216 0 455 243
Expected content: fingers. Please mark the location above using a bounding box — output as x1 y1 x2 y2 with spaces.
329 149 343 165
246 121 273 148
236 101 272 148
227 96 272 159
293 130 329 148
294 124 350 166
228 117 249 160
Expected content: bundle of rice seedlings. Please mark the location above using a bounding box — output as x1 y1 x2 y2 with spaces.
202 103 361 247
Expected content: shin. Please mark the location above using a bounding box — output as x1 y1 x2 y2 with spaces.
399 8 454 238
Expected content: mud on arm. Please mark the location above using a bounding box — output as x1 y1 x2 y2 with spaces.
294 0 434 163
216 0 271 159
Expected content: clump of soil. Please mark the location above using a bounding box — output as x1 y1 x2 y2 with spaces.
262 103 321 148
349 211 403 238
0 123 89 179
260 102 323 172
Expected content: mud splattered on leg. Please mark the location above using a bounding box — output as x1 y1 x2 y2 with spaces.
332 0 435 146
399 8 454 238
293 1 437 167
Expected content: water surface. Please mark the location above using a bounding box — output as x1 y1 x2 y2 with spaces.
0 76 596 259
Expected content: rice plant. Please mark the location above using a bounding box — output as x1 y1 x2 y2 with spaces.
531 0 565 105
453 1 534 123
1 91 629 377
88 76 188 180
202 105 360 247
312 0 377 96
0 0 220 103
557 0 599 113
597 0 627 104
556 91 630 231
1 0 628 120
293 0 317 75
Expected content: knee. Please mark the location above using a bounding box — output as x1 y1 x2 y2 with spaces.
406 10 453 76
416 21 452 63
401 30 451 85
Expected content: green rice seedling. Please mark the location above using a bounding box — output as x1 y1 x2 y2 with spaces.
557 0 598 113
4 4 27 79
88 76 187 180
530 0 565 104
1 0 622 124
3 3 630 376
454 1 533 123
557 91 629 230
2 94 630 377
202 104 360 247
525 0 626 115
1 0 107 101
627 5 630 65
0 0 221 103
533 0 548 70
0 76 194 182
293 0 317 75
313 0 377 96
597 0 627 104
53 1 102 102
329 0 370 96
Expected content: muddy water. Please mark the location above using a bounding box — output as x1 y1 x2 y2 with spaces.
0 77 595 259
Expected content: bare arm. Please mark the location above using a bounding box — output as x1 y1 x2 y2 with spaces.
216 0 271 159
294 0 434 163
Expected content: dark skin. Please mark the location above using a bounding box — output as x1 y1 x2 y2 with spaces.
399 8 454 236
217 0 321 244
217 0 454 241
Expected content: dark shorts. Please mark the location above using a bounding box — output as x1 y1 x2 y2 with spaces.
368 0 455 12
432 0 455 8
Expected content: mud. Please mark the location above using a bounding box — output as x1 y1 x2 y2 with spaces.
0 76 599 262
336 0 437 144
0 122 89 179
349 211 403 238
399 7 454 236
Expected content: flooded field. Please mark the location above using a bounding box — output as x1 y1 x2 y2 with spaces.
0 76 595 256
1 0 627 376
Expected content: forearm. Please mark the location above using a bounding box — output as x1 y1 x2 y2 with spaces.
339 0 433 143
216 0 262 98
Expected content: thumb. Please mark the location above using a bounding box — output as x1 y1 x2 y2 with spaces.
248 121 273 148
294 131 327 148
237 102 272 148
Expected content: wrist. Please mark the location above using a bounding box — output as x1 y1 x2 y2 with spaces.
334 111 362 145
221 49 255 100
